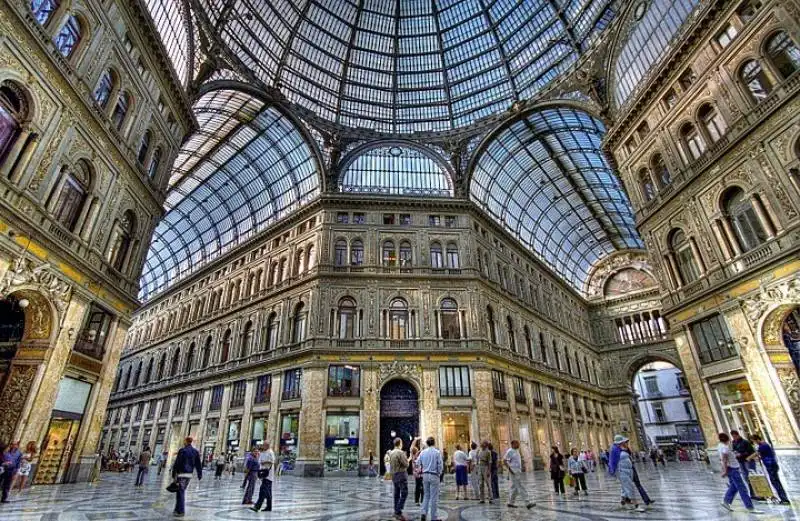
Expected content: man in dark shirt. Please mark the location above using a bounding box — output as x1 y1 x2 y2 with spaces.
749 434 790 504
731 431 760 500
171 437 202 517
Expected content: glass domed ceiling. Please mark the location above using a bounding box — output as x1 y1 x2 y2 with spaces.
181 0 617 133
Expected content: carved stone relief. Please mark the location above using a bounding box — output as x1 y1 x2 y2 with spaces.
0 364 37 443
0 256 71 314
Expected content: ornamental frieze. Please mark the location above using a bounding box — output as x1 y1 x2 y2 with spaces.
741 275 800 324
0 256 72 313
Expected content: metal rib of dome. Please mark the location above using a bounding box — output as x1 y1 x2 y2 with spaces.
197 0 617 133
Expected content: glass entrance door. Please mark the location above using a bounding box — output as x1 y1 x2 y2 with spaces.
35 417 81 484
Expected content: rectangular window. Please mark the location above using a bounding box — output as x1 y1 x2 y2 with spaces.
160 398 170 418
328 365 361 397
135 403 143 420
547 386 557 410
353 212 366 224
175 393 185 415
531 382 543 407
428 215 441 226
438 366 471 397
662 88 678 109
444 215 457 228
336 212 349 224
643 375 660 395
399 214 412 225
191 391 203 413
282 368 302 400
715 24 738 48
230 380 246 408
690 313 736 364
254 374 272 404
491 370 507 401
146 399 156 419
513 377 526 404
383 213 395 225
209 385 224 411
653 402 666 423
562 392 571 413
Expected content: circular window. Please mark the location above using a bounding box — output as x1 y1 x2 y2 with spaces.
389 146 404 157
633 2 647 20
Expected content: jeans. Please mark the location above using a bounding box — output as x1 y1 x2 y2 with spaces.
765 464 789 503
552 476 565 494
631 466 652 504
393 471 408 515
421 473 440 519
739 461 758 497
491 471 499 499
254 479 272 511
724 467 754 509
174 477 190 515
0 471 14 502
414 477 424 503
135 466 148 486
509 471 530 505
242 471 257 503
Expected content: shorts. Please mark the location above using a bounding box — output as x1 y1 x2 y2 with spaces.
455 465 468 486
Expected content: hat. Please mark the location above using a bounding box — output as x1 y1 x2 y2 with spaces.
613 435 629 445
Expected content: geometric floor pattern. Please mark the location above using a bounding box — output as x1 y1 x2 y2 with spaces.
0 462 798 520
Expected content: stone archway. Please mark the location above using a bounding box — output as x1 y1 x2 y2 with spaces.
379 378 420 474
759 302 800 427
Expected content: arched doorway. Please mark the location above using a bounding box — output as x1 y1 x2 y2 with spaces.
780 306 800 374
0 296 26 389
632 361 705 462
379 379 419 474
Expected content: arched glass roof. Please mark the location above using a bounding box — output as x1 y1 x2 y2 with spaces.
188 0 616 133
139 89 321 300
143 0 191 86
470 106 643 292
339 144 453 197
613 0 700 108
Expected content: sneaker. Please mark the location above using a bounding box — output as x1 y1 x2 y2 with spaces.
746 509 764 514
250 507 260 513
507 504 517 508
721 502 733 512
779 500 792 505
636 505 647 512
526 502 536 509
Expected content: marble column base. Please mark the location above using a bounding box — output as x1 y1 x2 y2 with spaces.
293 460 324 477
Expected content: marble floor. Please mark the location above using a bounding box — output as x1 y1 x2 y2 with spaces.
0 462 798 520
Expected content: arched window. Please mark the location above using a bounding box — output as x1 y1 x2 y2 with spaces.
268 262 279 286
278 257 288 281
399 241 412 269
638 168 656 201
680 122 705 160
144 358 152 383
723 187 768 252
31 0 59 25
292 302 307 343
51 162 90 231
157 353 166 380
202 336 212 367
740 60 772 102
184 343 195 373
241 320 253 357
220 328 231 363
93 69 115 109
0 82 28 164
108 210 136 271
133 361 142 387
265 312 279 350
446 243 460 268
137 130 151 164
651 153 671 187
430 242 443 268
123 365 131 389
698 104 727 143
148 148 162 179
306 244 316 269
295 248 306 275
524 326 533 358
766 31 800 80
506 316 517 352
169 349 180 377
382 240 396 267
670 229 701 284
338 298 357 338
111 91 130 130
440 298 460 339
334 239 347 266
54 16 82 58
388 298 409 340
351 239 364 266
486 305 497 344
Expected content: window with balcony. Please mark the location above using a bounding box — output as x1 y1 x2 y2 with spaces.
439 366 470 397
514 377 526 404
680 122 706 160
388 298 410 340
350 239 364 266
740 60 772 103
439 298 460 339
382 240 396 267
639 169 656 202
399 241 412 271
723 187 769 252
690 313 736 364
698 103 727 143
31 0 59 25
74 304 113 360
652 402 666 423
766 31 800 80
54 15 82 58
328 365 360 397
334 239 347 266
491 370 507 400
670 229 701 284
111 91 131 131
486 305 497 344
338 298 357 338
93 69 116 109
430 242 444 269
282 368 302 400
292 302 307 343
445 243 460 269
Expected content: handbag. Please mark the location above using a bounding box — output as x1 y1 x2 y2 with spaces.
166 480 179 493
257 467 270 479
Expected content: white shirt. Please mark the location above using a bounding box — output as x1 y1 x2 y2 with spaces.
468 449 478 470
718 443 739 469
503 448 522 474
259 449 276 481
453 450 468 466
578 452 586 462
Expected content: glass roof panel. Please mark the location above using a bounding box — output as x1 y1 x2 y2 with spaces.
470 106 643 293
139 89 321 301
191 0 616 132
143 0 191 86
340 145 453 197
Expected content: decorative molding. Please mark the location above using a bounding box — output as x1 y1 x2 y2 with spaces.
742 275 800 324
378 360 421 387
0 256 72 313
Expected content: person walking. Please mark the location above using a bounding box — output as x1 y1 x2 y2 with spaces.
488 443 499 501
441 448 448 483
568 448 588 496
467 442 480 500
649 447 658 468
134 445 151 487
170 437 202 518
0 442 21 503
13 442 36 493
252 443 275 512
214 454 226 480
628 449 654 509
411 446 424 506
389 437 409 520
452 444 469 500
384 450 392 480
158 451 168 476
719 432 762 514
418 437 443 521
477 440 493 504
749 433 790 505
503 440 535 509
549 446 565 498
368 451 377 478
730 430 760 500
616 438 646 512
242 449 260 504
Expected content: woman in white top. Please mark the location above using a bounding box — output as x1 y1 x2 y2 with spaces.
452 445 469 499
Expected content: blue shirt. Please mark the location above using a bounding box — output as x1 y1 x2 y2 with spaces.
756 442 777 467
2 449 22 471
607 443 621 476
417 447 443 475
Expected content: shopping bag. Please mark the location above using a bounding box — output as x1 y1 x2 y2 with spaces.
166 481 179 493
564 474 575 488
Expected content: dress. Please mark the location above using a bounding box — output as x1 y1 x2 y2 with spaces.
617 450 635 501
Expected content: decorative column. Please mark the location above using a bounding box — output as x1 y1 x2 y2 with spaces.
749 195 776 238
711 219 734 260
295 365 326 476
665 253 682 288
215 384 232 458
473 368 494 441
239 379 255 450
719 218 742 257
359 367 379 474
689 238 707 274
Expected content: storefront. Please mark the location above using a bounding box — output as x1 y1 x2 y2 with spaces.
442 413 470 466
204 419 219 462
324 413 359 475
154 427 165 457
227 419 241 455
251 417 268 448
712 378 768 439
35 377 92 484
279 414 299 472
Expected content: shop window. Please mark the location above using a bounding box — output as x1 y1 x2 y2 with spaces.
54 15 82 58
491 370 507 400
328 365 360 397
670 229 701 284
93 69 115 109
324 414 360 473
253 374 272 404
715 24 738 48
282 368 302 400
73 303 113 360
111 91 131 131
639 168 656 201
739 60 772 103
137 130 151 164
31 0 59 25
350 239 364 266
680 122 706 160
388 298 409 340
690 313 736 364
265 312 279 351
292 302 307 343
209 384 224 410
430 242 444 269
698 103 727 142
230 380 246 408
439 366 470 397
765 31 800 80
723 187 768 252
439 298 460 339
